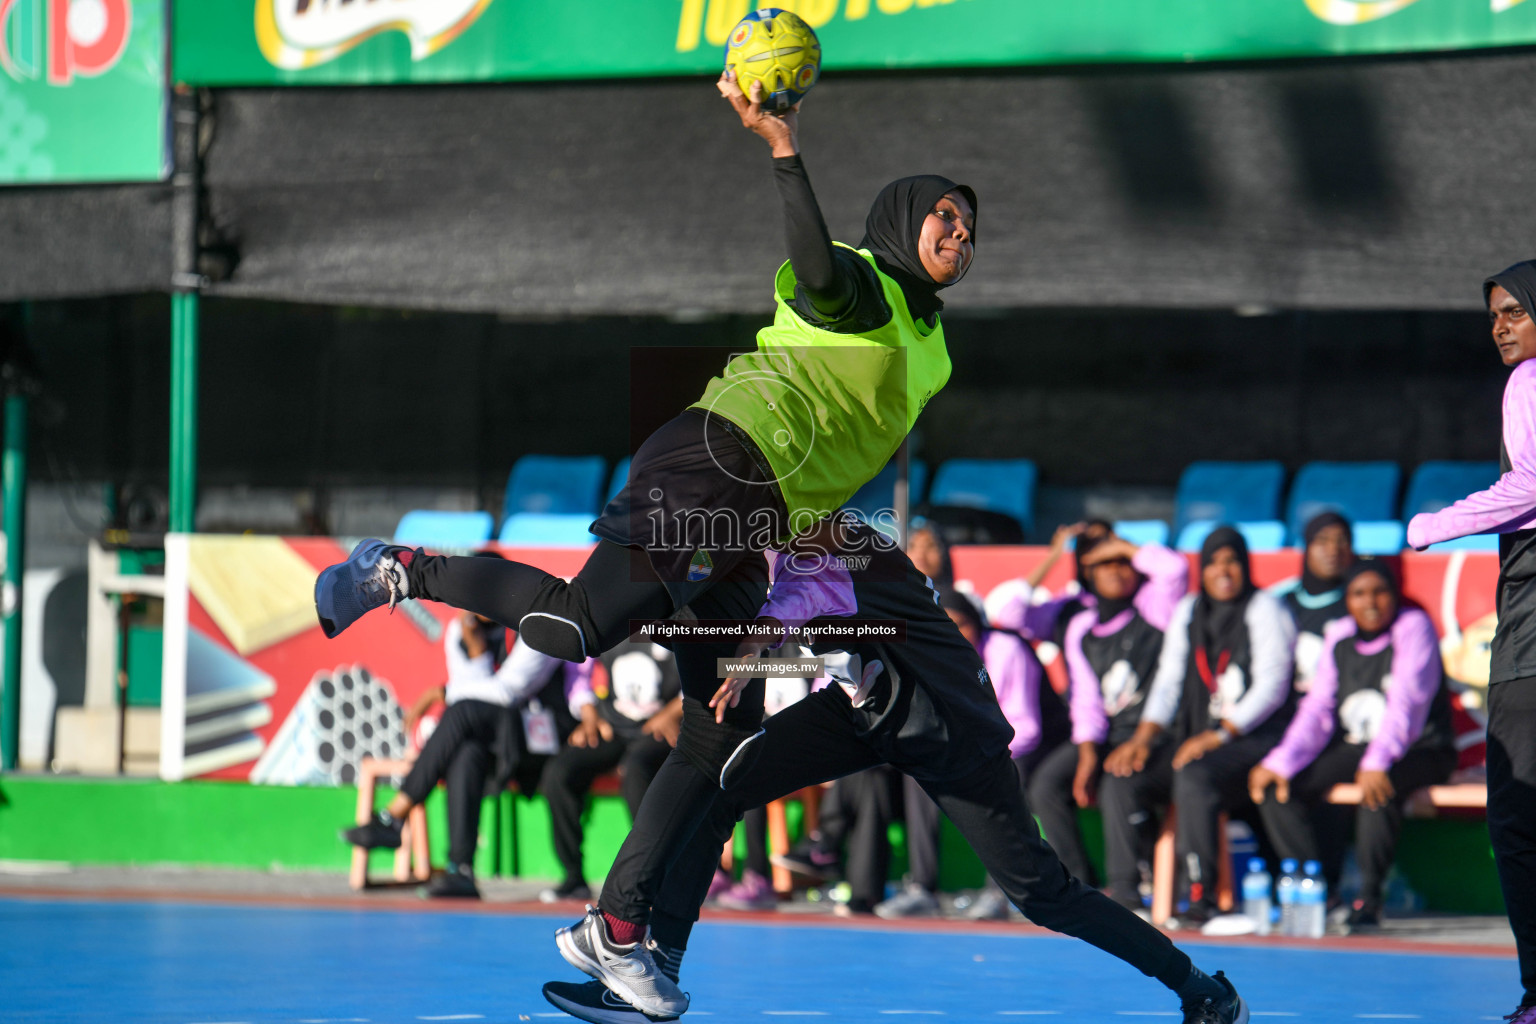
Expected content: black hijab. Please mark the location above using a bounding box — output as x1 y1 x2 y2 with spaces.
1342 558 1399 641
1076 521 1138 624
1300 510 1351 596
1194 526 1256 659
1485 260 1536 318
908 519 954 588
860 174 978 324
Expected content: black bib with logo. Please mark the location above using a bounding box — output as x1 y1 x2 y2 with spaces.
1080 612 1164 746
1332 632 1453 753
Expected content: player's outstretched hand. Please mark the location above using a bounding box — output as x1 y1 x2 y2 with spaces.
711 637 771 723
718 71 799 158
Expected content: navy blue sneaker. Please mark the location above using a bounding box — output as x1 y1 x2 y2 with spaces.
314 539 413 639
1181 971 1248 1024
542 980 680 1023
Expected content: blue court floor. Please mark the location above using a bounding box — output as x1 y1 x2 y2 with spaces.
0 896 1517 1024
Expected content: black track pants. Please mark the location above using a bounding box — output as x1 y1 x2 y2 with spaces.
1027 740 1100 887
648 686 1193 993
1489 678 1536 1005
1256 740 1455 904
1094 743 1175 905
539 730 671 888
406 540 675 662
400 699 504 867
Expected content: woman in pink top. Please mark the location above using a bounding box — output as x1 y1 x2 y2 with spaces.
1026 533 1188 902
1248 560 1454 928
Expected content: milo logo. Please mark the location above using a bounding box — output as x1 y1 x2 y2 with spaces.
256 0 494 70
1307 0 1526 24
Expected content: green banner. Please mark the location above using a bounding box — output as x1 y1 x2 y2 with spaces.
174 0 1536 88
0 0 165 183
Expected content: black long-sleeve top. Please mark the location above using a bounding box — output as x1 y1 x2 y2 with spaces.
772 155 892 334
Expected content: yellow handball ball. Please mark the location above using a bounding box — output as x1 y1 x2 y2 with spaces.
723 8 822 113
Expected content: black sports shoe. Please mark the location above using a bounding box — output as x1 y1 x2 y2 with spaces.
769 838 840 881
542 980 680 1024
423 864 480 899
1181 971 1248 1024
1343 899 1381 931
341 811 402 849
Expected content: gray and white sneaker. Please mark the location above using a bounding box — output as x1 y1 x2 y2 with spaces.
555 907 689 1019
542 980 679 1024
961 888 1011 921
874 882 941 919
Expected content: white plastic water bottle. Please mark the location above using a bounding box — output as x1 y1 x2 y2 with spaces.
1298 859 1328 938
1276 858 1300 937
1240 857 1272 936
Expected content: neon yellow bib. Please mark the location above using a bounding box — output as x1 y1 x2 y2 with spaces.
691 245 951 534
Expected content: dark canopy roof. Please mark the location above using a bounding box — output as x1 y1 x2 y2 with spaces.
4 48 1534 312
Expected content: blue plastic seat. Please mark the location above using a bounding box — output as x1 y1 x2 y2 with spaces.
1176 520 1287 554
927 459 1036 535
1352 520 1406 556
843 459 929 522
1114 520 1171 547
1175 462 1286 533
606 457 633 505
1426 533 1501 552
502 455 607 521
1285 461 1402 544
393 510 494 550
497 513 598 547
1402 461 1501 519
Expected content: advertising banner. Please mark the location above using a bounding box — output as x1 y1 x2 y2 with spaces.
159 535 590 783
175 0 1536 88
0 0 165 182
160 533 1494 784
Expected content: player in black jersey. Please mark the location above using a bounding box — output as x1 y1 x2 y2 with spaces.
544 518 1250 1024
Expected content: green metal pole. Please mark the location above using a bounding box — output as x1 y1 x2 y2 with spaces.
1 388 27 771
170 291 199 534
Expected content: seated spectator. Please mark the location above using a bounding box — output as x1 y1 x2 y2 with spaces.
539 636 682 903
906 519 955 588
987 520 1120 645
1102 526 1296 924
874 587 1071 920
1028 531 1187 903
1249 560 1456 929
343 611 584 898
1270 511 1356 692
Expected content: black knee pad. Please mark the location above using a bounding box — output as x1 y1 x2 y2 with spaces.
517 611 591 662
677 697 765 785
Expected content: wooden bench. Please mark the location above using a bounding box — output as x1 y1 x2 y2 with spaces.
349 757 432 891
1148 782 1487 924
1326 781 1487 814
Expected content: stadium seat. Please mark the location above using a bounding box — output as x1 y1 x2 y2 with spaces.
392 510 494 549
1113 520 1171 547
606 456 632 505
498 513 598 547
502 455 607 521
927 459 1036 535
1174 461 1286 533
1285 461 1401 543
1175 520 1287 553
1426 533 1500 552
1352 520 1406 556
1402 461 1500 519
843 459 929 523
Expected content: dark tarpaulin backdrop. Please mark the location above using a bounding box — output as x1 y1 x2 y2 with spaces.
179 49 1536 316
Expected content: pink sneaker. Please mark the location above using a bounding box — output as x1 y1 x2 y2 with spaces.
716 870 778 911
1504 1005 1536 1024
705 868 733 903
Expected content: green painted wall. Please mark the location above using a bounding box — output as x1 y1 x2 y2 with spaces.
0 778 1505 914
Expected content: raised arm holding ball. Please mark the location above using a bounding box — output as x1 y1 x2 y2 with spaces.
314 17 980 1022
